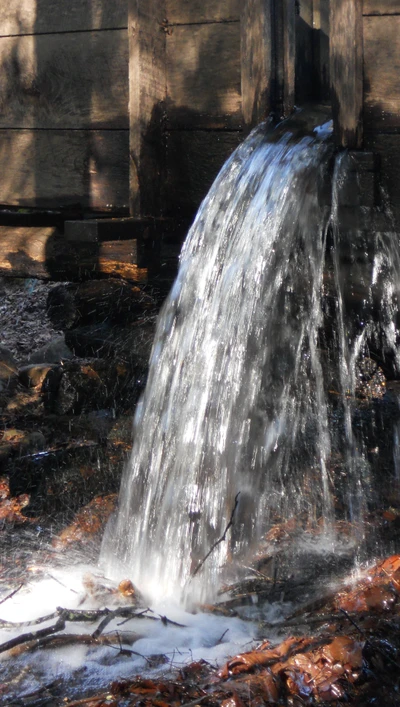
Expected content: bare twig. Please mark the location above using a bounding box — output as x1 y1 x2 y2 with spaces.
191 492 241 578
0 615 66 655
0 583 23 606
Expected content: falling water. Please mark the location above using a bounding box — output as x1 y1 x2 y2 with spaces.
101 122 400 604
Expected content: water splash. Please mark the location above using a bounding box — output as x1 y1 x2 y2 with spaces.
101 125 340 602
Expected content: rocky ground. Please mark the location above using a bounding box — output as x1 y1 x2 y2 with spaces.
2 276 400 705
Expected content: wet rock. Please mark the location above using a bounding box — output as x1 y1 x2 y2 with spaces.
65 321 155 366
18 363 57 389
42 359 143 415
0 345 18 394
26 335 74 365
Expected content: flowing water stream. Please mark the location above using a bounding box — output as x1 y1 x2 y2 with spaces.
101 120 397 604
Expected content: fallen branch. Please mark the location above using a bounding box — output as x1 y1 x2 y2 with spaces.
0 583 23 606
0 615 65 654
191 492 241 578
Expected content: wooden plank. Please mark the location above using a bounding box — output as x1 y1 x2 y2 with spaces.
0 226 148 281
129 0 166 218
364 16 400 132
280 0 296 116
166 23 241 129
363 1 400 15
330 0 363 147
0 1 127 36
0 31 128 130
295 0 314 103
166 131 242 218
311 0 330 100
166 0 240 24
0 130 129 209
241 0 272 129
364 134 400 226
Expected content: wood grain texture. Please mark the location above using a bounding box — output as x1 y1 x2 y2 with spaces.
280 0 296 116
0 0 127 36
0 130 129 209
241 0 272 129
363 0 400 15
330 0 363 147
364 16 400 132
129 0 166 217
166 0 240 24
166 22 241 129
0 226 148 281
166 131 242 218
0 31 128 129
364 134 400 227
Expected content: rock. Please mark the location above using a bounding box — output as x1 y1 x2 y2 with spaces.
19 363 57 389
42 359 143 415
0 345 18 394
26 336 74 365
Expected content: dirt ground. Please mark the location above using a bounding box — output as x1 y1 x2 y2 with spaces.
0 277 62 362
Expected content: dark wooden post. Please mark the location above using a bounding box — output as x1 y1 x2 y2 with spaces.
330 0 363 148
129 0 166 217
241 0 273 130
241 0 296 131
274 0 296 118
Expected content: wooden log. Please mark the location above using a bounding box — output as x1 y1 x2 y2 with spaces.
64 321 155 366
166 0 240 24
363 0 400 15
0 130 129 209
42 359 143 415
166 23 241 130
330 0 363 148
129 0 166 218
0 1 127 36
241 0 273 129
363 16 400 133
0 227 148 282
46 279 156 330
0 31 128 130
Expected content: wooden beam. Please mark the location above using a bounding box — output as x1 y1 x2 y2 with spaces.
0 0 127 37
330 0 363 148
0 31 128 130
363 0 400 15
0 226 149 281
166 0 240 24
0 129 129 210
364 16 400 133
166 23 241 130
241 0 273 130
280 0 296 117
129 0 166 218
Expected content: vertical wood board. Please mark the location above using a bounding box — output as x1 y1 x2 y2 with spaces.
0 130 129 209
364 16 400 131
241 0 272 129
166 0 240 24
0 31 128 129
166 23 241 129
129 0 166 217
0 0 127 36
330 0 363 147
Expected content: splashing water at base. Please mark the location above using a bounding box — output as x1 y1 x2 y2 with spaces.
101 124 348 604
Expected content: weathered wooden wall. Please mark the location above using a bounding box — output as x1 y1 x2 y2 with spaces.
0 2 129 210
362 0 400 225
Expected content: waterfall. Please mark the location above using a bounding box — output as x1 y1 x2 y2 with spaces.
101 122 400 604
